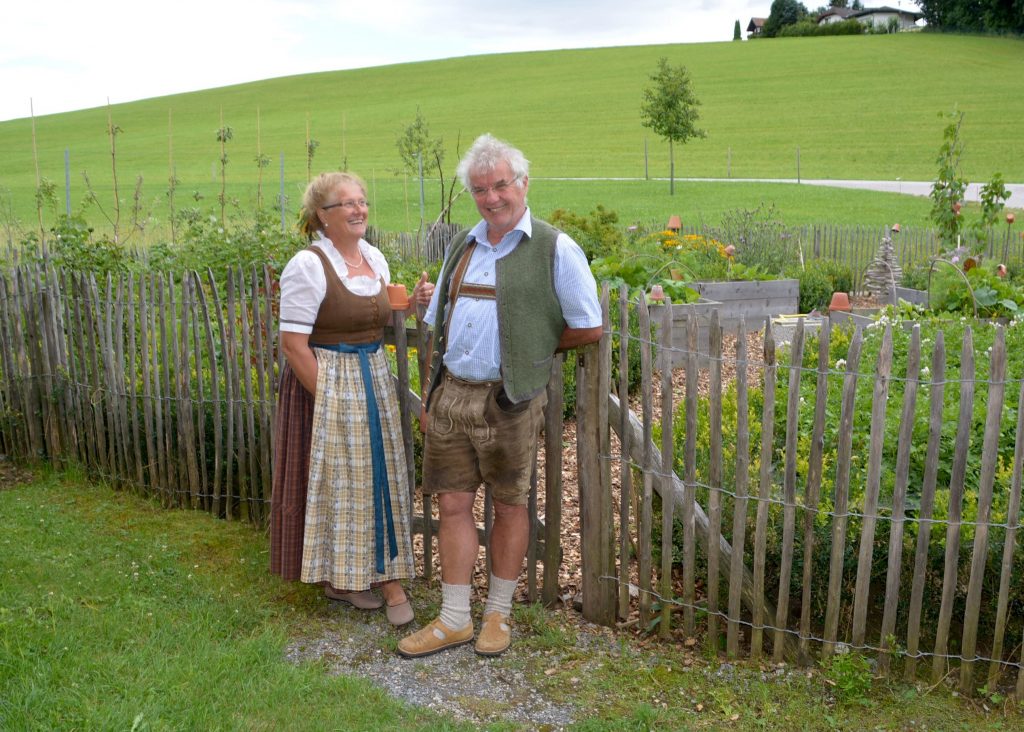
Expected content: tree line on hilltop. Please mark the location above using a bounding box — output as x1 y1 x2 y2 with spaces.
758 0 1022 38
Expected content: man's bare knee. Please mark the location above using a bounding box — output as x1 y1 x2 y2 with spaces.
438 492 476 521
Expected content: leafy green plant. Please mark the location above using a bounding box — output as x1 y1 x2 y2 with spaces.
549 205 625 261
930 109 968 253
793 264 833 313
822 650 874 705
706 204 798 276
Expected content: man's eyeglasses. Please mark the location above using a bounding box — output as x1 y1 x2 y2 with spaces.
322 199 369 211
469 178 520 198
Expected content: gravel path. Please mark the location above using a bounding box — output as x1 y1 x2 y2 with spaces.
284 603 619 729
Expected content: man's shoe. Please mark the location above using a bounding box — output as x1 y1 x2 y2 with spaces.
397 618 473 658
324 587 384 609
474 612 511 656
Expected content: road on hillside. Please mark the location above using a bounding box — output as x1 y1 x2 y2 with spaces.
546 177 1024 209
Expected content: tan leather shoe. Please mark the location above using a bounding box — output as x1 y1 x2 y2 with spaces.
474 612 511 656
386 600 414 627
324 588 384 610
397 618 473 658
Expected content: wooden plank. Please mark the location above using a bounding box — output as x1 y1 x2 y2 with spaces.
658 301 674 639
262 266 277 487
751 321 777 659
414 304 434 581
773 318 805 662
904 331 946 682
139 275 158 494
36 266 63 460
393 308 415 548
637 295 655 627
577 286 615 625
617 286 633 621
17 269 45 460
0 275 25 458
189 272 208 510
201 270 225 518
931 328 975 683
99 275 119 476
598 285 614 612
126 276 143 488
682 311 698 637
798 320 831 661
157 275 176 504
57 268 82 464
822 328 865 656
86 274 111 477
878 326 922 675
988 378 1024 690
256 268 272 522
224 269 239 521
239 270 258 522
959 328 1006 692
150 274 168 503
706 310 723 649
851 326 894 647
726 318 751 658
542 354 564 607
179 273 201 509
113 276 131 485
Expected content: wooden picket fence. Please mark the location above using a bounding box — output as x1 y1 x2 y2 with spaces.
3 261 1024 697
575 284 1024 696
0 263 566 604
675 222 1024 293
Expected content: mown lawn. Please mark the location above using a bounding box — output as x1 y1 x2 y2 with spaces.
0 32 1021 237
2 466 1019 730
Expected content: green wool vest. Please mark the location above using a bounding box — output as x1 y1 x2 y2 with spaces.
427 218 565 405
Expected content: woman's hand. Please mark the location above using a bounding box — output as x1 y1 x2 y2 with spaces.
280 331 319 395
411 271 434 307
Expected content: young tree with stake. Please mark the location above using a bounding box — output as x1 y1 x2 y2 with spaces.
640 57 707 196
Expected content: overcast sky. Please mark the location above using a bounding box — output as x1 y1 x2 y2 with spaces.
0 0 771 123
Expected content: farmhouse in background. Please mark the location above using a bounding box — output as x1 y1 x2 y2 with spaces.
819 5 924 31
817 7 856 24
848 6 923 30
746 17 766 38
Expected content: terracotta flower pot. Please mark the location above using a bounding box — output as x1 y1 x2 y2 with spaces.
828 292 851 312
387 284 409 310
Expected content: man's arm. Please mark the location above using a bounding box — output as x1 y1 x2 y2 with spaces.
557 325 603 352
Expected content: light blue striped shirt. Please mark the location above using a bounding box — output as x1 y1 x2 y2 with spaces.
424 208 601 382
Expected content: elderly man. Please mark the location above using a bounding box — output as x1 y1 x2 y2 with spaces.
398 133 602 658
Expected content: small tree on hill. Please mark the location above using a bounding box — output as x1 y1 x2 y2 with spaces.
639 57 707 196
396 108 450 220
733 20 742 40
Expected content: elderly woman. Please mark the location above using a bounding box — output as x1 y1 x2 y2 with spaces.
270 171 432 625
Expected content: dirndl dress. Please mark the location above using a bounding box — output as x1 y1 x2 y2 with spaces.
299 343 414 589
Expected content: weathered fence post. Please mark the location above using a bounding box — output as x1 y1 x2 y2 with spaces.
576 291 615 625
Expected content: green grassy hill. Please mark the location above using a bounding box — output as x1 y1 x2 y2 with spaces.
1 33 1021 235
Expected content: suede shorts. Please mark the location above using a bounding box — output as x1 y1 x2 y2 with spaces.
422 372 547 506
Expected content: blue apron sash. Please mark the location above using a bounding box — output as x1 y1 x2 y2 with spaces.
313 340 398 574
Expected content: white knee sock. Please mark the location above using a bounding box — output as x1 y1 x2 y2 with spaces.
484 573 518 617
439 582 472 630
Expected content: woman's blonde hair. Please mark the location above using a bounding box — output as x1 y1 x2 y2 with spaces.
298 171 368 240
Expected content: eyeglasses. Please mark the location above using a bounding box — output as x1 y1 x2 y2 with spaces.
469 178 520 198
322 199 369 211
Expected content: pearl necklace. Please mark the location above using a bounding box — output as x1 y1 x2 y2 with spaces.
340 247 364 270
